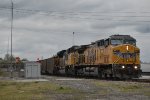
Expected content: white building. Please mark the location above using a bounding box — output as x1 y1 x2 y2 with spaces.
24 61 41 78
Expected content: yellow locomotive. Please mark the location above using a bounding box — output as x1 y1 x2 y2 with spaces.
64 35 141 78
41 35 141 79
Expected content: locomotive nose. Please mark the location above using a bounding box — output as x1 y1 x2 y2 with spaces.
113 44 140 64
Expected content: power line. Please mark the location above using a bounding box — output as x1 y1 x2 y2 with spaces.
0 7 150 22
1 9 150 23
1 7 150 13
1 6 150 15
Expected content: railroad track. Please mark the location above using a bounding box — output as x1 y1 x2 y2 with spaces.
43 74 150 83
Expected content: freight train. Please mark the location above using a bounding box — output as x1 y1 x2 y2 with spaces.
39 35 141 79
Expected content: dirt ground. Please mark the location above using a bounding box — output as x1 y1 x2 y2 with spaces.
42 75 150 100
0 69 150 100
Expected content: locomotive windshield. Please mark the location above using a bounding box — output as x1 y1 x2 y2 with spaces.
110 35 136 46
111 39 123 45
111 39 136 45
124 39 136 45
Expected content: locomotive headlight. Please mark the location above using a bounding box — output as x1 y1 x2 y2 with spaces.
134 66 138 69
122 65 125 69
126 45 129 51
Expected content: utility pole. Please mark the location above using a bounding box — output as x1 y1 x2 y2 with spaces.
72 32 76 75
7 37 9 57
73 32 75 46
10 0 13 78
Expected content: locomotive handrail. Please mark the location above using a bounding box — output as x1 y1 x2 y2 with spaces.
113 53 122 64
112 53 122 77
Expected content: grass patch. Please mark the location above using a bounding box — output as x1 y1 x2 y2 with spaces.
144 91 150 96
98 89 108 95
94 80 150 97
0 81 82 100
107 82 142 92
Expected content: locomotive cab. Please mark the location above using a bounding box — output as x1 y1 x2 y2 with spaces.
110 35 141 78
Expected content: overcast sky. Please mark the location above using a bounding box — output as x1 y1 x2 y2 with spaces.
0 0 150 62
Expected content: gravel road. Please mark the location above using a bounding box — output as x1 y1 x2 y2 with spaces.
42 75 150 100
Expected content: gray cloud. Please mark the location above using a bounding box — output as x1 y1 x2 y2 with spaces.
135 24 150 33
0 0 150 62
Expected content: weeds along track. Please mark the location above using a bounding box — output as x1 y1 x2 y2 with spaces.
128 79 150 83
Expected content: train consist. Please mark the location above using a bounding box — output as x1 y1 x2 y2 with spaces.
40 35 141 79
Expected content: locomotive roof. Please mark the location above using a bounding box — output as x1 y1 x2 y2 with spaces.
57 50 66 57
68 45 79 50
66 45 89 53
110 35 136 41
77 45 89 53
67 45 79 53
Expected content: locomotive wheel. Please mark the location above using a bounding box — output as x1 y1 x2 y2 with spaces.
65 66 70 76
98 68 104 79
98 70 103 78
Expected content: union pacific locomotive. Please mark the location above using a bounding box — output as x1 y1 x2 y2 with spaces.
40 35 141 79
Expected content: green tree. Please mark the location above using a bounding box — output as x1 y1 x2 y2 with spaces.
4 54 15 61
21 58 29 62
0 58 3 61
